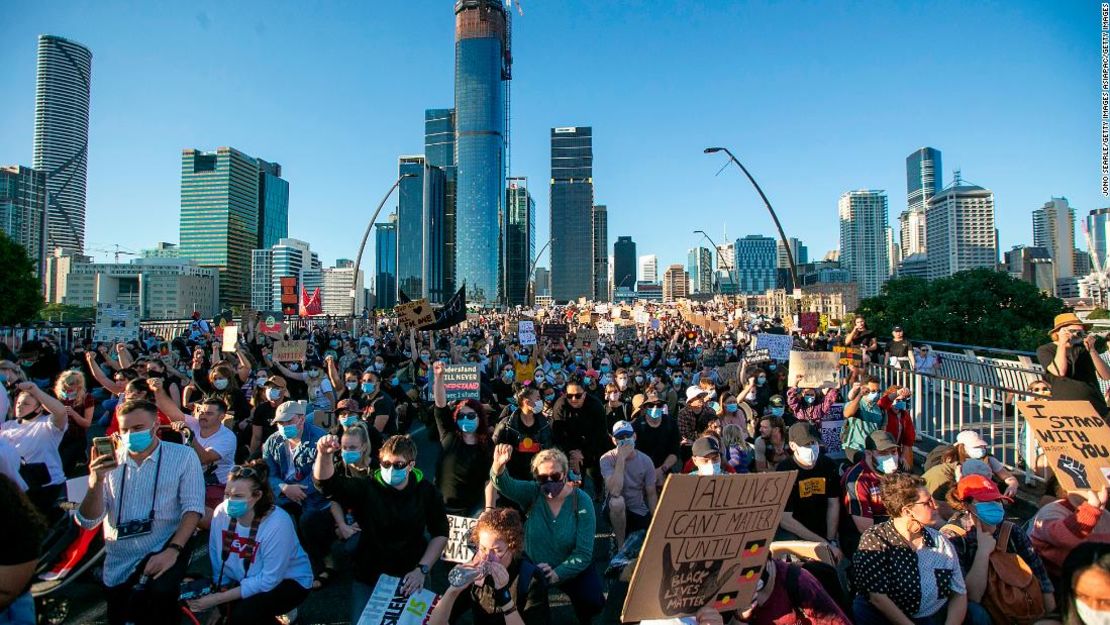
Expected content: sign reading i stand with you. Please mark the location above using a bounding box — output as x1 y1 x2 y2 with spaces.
1017 400 1110 491
442 364 481 402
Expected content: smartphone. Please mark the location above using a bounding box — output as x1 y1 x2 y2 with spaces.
92 437 118 467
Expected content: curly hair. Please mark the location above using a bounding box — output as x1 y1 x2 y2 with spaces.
54 369 86 402
471 507 524 557
880 473 926 518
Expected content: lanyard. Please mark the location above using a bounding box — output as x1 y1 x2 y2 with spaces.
215 515 262 589
116 445 163 524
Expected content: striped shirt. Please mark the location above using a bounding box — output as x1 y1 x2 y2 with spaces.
77 441 205 586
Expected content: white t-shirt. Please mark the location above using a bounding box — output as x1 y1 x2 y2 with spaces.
184 415 237 486
0 414 67 486
207 503 313 598
308 378 334 412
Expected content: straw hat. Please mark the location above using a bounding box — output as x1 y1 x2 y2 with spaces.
1049 313 1090 336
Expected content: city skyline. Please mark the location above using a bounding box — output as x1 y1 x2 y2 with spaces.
0 2 1099 281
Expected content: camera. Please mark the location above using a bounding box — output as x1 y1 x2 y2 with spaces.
117 518 153 539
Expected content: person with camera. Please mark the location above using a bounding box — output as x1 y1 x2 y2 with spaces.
76 399 205 625
1037 313 1110 417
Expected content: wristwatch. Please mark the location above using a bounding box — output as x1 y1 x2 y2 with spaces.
418 564 430 575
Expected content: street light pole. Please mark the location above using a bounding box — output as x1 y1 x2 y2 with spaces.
351 173 416 322
693 229 735 297
527 237 555 307
704 147 801 319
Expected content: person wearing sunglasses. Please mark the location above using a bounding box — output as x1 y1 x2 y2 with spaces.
1038 313 1110 417
853 473 970 625
314 432 448 624
599 420 657 551
432 361 495 516
551 379 608 495
491 445 604 624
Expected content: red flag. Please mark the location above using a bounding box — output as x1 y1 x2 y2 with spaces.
300 287 322 316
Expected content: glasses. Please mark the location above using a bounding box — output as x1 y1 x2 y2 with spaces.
457 413 477 421
381 460 411 470
614 433 633 441
909 498 937 509
535 472 564 483
566 393 584 399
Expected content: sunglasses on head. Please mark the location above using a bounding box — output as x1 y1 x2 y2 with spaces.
381 460 410 470
535 472 564 483
230 465 260 479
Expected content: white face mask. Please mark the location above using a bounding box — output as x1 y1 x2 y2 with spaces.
1076 599 1110 625
877 455 900 475
795 444 820 466
697 461 722 476
967 446 986 460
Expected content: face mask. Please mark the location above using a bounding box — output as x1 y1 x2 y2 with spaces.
967 446 986 460
266 388 282 401
864 391 880 404
725 403 738 413
531 399 544 413
617 437 635 449
280 423 299 439
634 376 644 384
1075 600 1110 625
757 376 766 386
539 479 565 499
617 378 628 390
544 393 555 403
289 363 300 372
600 375 613 386
226 498 250 519
767 364 777 372
607 393 621 402
307 369 321 379
374 362 385 371
647 406 665 420
346 381 358 391
518 354 528 363
893 400 907 411
362 382 376 394
391 376 400 387
641 358 651 367
622 357 631 364
123 429 153 454
359 348 370 357
795 444 820 465
382 465 409 487
341 414 359 428
458 417 478 433
973 501 1005 526
770 407 784 417
213 378 229 390
674 376 684 385
420 354 430 363
746 392 757 402
502 371 514 382
697 461 722 476
667 358 679 366
600 365 612 373
804 395 816 405
341 450 362 465
877 455 899 474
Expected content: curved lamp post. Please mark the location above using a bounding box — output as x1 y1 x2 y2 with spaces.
693 229 736 296
527 237 555 306
351 173 416 319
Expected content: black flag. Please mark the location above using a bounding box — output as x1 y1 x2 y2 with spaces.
419 286 466 331
397 289 412 304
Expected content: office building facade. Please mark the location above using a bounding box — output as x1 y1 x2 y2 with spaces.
454 0 510 303
425 108 457 295
776 237 808 270
613 236 637 293
257 159 289 249
638 254 658 284
687 247 713 294
838 190 891 298
592 204 608 301
321 265 365 316
662 264 690 303
925 180 997 280
250 238 320 311
374 216 397 310
534 267 550 297
396 156 447 302
33 35 92 256
550 126 594 302
0 165 48 278
1032 197 1075 279
65 258 218 320
899 147 941 259
1005 246 1055 295
734 235 778 294
505 178 535 305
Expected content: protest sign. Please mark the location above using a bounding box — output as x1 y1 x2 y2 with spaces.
221 326 238 351
622 472 797 622
615 325 637 343
651 318 661 331
279 277 298 316
721 361 741 383
743 348 771 366
518 320 537 346
395 300 435 331
443 515 479 564
819 408 846 460
442 364 481 402
799 312 820 334
541 323 568 341
635 310 650 325
574 327 600 349
94 303 140 343
356 574 439 625
598 320 615 336
258 311 283 335
833 345 862 367
594 303 610 314
1017 400 1110 491
273 340 308 363
702 351 725 367
788 351 839 388
578 310 592 324
753 334 792 361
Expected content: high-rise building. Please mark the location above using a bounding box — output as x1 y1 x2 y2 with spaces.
425 108 457 294
1087 208 1110 271
250 238 320 311
0 165 48 278
1005 246 1055 295
141 242 179 258
776 237 808 270
591 204 608 301
44 248 88 304
64 257 218 320
33 35 92 256
687 247 713 294
716 242 737 294
734 235 777 294
1032 197 1076 279
662 264 690 302
396 156 447 303
886 227 901 278
550 126 594 302
257 159 289 249
638 255 658 284
454 0 510 303
838 190 891 298
613 236 637 293
321 264 365 316
1075 249 1092 276
180 147 278 307
374 216 397 310
534 267 551 297
505 178 535 305
925 177 997 280
899 147 942 259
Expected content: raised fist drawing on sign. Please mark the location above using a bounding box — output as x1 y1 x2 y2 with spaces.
657 542 740 617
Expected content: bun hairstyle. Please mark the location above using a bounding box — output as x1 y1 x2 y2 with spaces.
227 459 275 518
515 386 538 406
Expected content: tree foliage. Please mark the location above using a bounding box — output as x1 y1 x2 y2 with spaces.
854 269 1066 352
1087 307 1110 321
0 231 43 325
36 303 96 322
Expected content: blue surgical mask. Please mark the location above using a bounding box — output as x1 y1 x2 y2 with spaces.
213 378 229 390
641 358 651 367
391 376 400 387
361 382 375 394
600 365 612 373
346 381 358 391
266 388 282 401
518 354 529 363
458 416 478 433
226 498 250 519
725 403 738 413
893 400 907 411
757 376 766 386
341 450 362 465
864 392 880 404
502 371 514 382
123 429 153 454
973 501 1005 526
341 414 359 428
804 395 816 405
697 461 722 476
647 406 665 420
382 465 408 487
531 399 544 413
280 423 299 439
770 407 784 417
877 455 899 474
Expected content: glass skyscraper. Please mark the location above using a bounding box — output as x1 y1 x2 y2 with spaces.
33 35 92 256
592 205 608 301
396 156 447 303
374 217 397 310
0 165 48 279
550 126 594 302
425 108 457 295
505 177 534 305
454 0 510 304
734 235 777 294
900 147 941 259
257 159 289 249
613 236 637 293
839 190 891 298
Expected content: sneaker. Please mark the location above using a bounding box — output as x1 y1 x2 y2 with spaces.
277 608 298 625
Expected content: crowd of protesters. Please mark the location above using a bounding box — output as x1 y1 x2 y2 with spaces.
0 304 1106 625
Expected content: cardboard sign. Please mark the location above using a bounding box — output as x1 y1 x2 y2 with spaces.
594 304 610 314
94 303 140 343
788 351 839 388
833 345 862 367
651 318 661 331
443 364 481 402
273 340 308 363
541 323 568 340
579 311 592 324
615 325 637 343
356 574 439 625
575 327 600 349
395 300 435 331
721 361 741 383
258 311 283 335
702 351 725 368
754 334 792 362
221 326 238 351
622 472 797 622
1017 400 1110 491
744 349 772 365
443 514 479 564
598 321 615 336
518 320 537 346
799 312 820 334
635 310 650 325
819 410 846 460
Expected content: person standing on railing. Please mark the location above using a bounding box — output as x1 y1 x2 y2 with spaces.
1037 313 1110 417
845 316 879 365
885 326 916 370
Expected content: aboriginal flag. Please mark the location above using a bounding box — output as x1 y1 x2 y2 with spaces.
743 538 768 558
713 591 739 610
737 566 762 584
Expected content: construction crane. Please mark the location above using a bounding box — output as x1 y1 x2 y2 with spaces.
87 243 139 263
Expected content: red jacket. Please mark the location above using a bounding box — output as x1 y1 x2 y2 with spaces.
877 394 915 448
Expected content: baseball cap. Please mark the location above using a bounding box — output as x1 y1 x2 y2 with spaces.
865 430 899 452
611 420 634 438
272 400 307 424
686 386 709 402
768 395 785 408
892 326 904 332
955 474 1012 503
691 436 721 458
956 430 988 450
264 375 288 389
788 422 819 447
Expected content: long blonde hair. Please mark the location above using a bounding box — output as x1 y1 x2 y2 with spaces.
54 370 86 403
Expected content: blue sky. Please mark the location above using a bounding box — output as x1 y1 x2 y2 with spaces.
0 1 1099 272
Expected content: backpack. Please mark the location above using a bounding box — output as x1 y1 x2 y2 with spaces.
983 522 1045 625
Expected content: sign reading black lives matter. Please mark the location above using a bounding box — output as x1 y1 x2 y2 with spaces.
1017 400 1110 491
442 363 481 402
443 515 479 564
622 471 797 622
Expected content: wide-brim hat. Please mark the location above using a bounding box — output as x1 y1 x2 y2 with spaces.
1050 313 1090 336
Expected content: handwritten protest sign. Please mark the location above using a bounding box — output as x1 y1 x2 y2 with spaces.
615 325 637 343
788 351 839 388
622 472 797 622
721 361 741 383
1017 401 1110 491
574 327 600 349
598 320 615 336
820 404 846 459
94 303 140 343
518 320 537 346
541 323 568 341
635 310 650 325
799 312 820 334
743 348 771 365
833 345 862 367
356 574 439 625
442 364 481 402
702 351 725 367
221 326 238 351
443 515 479 564
754 334 792 361
273 340 308 363
395 300 435 331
